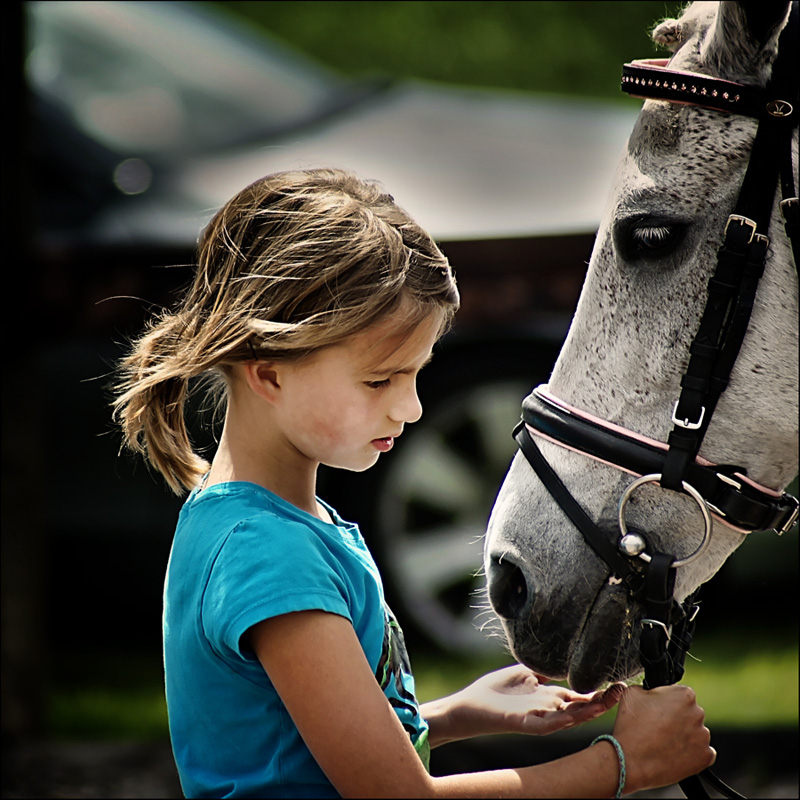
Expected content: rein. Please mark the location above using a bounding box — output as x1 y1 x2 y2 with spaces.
513 5 798 798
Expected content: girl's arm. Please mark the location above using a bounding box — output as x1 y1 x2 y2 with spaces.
247 610 714 798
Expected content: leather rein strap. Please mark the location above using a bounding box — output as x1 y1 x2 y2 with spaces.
513 6 797 799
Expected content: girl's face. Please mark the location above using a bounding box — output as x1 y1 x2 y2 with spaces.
272 310 443 473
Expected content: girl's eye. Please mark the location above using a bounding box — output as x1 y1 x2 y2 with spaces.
365 378 391 389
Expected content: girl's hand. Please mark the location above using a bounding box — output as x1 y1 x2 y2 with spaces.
423 664 623 746
612 684 715 794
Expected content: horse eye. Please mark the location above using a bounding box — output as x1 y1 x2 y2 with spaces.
616 218 687 261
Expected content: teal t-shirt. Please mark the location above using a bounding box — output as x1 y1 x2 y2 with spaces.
163 482 429 798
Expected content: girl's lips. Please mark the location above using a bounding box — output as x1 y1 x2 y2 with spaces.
371 437 394 452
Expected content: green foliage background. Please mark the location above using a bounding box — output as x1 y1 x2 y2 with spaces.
214 1 686 100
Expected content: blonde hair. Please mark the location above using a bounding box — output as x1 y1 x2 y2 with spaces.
112 168 459 494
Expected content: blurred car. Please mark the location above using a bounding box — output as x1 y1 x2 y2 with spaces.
24 0 640 654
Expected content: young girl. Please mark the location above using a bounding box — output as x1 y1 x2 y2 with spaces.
113 168 715 798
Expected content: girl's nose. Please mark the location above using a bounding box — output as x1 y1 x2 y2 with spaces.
391 382 423 424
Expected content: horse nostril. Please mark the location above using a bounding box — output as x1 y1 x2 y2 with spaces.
489 555 530 620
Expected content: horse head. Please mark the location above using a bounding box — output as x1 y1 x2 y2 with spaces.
484 1 798 693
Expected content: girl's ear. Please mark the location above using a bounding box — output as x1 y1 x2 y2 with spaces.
242 361 282 404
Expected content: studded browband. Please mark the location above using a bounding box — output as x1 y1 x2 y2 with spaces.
621 59 796 120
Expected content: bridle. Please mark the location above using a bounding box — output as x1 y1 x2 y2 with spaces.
513 4 798 798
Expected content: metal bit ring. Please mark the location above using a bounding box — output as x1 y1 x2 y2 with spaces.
618 473 713 567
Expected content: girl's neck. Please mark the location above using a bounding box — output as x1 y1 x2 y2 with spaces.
204 419 326 522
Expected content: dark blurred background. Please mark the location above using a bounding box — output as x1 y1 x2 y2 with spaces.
2 2 797 797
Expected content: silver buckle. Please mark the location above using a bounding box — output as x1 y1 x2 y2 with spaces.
642 618 672 642
711 473 743 516
777 497 800 536
780 197 799 219
717 473 742 490
672 400 705 430
724 214 758 244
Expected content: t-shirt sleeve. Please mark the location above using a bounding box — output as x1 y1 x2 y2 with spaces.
201 515 353 662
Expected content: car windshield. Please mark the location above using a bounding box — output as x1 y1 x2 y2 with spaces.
26 0 347 157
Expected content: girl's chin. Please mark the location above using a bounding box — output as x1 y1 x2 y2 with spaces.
324 450 383 473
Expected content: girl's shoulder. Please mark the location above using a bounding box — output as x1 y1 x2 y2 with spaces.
184 480 285 516
172 483 376 631
179 482 309 542
177 481 362 555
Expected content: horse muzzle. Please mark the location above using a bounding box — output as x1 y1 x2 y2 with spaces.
487 549 642 691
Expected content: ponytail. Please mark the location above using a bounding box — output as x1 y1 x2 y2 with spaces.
113 314 215 494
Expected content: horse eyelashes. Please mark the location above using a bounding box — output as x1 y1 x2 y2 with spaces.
632 226 672 247
615 218 687 261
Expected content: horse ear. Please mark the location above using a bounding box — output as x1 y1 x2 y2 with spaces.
652 18 683 52
737 1 793 44
703 1 792 78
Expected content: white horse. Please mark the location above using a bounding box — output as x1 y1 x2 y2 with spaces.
484 1 798 693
